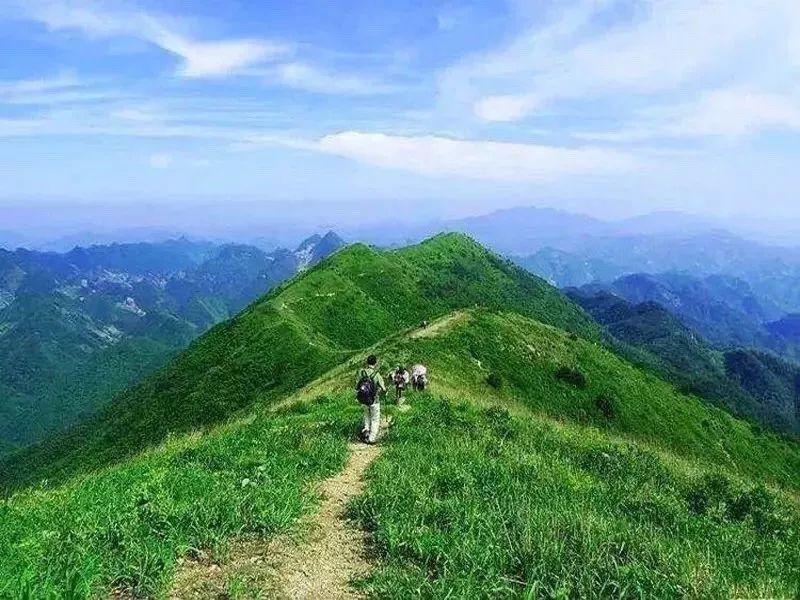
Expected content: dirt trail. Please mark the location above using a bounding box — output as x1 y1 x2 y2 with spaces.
170 442 381 599
409 310 469 339
272 442 381 599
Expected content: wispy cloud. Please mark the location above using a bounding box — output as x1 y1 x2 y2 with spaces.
270 63 397 96
147 152 210 169
11 0 402 95
0 73 123 105
313 131 637 181
442 0 800 131
577 88 800 142
473 94 539 123
148 152 173 169
19 0 291 78
0 73 80 95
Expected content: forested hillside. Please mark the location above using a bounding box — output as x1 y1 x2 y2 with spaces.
569 288 800 434
0 232 343 450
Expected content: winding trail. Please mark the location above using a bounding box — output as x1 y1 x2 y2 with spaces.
170 442 381 599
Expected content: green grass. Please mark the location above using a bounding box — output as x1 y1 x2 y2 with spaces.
1 233 598 491
354 394 800 598
2 234 800 599
0 398 356 598
2 304 799 597
369 310 800 489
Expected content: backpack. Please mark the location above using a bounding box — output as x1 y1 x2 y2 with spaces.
393 370 406 386
414 373 427 390
356 370 377 406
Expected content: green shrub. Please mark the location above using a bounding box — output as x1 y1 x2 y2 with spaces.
594 394 615 419
554 365 587 388
486 372 503 389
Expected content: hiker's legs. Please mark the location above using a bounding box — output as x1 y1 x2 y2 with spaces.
367 402 381 443
362 405 370 436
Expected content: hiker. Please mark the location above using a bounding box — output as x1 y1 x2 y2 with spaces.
411 363 428 391
356 354 386 444
389 365 410 404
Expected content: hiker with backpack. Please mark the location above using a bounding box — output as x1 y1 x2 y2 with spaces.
389 365 410 405
411 363 428 391
356 354 386 444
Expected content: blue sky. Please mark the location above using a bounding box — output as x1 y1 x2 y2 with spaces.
1 0 800 230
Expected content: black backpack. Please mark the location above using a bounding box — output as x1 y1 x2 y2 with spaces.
356 370 377 406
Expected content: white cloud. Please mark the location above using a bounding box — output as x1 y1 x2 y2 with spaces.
147 152 211 169
110 107 161 122
315 131 637 181
0 73 123 106
14 2 392 92
671 89 800 137
442 0 800 124
0 73 80 95
154 32 288 79
21 0 291 78
577 88 800 141
272 63 395 96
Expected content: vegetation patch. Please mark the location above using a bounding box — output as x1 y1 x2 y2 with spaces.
485 372 503 389
555 365 588 388
594 394 616 420
0 397 354 598
354 394 800 598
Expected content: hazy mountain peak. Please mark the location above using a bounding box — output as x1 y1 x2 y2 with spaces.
294 230 345 270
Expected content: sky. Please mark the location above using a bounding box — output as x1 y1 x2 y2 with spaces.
1 0 800 237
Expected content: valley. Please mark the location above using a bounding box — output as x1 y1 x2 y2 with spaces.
0 232 344 450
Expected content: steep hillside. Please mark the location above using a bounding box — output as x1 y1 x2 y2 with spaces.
0 233 342 447
0 233 597 489
366 310 799 484
576 272 800 366
569 289 800 434
1 308 798 598
768 313 800 342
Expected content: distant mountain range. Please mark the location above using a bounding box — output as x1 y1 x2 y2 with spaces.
5 203 800 442
568 287 800 434
574 273 800 361
348 206 760 253
0 231 344 451
514 234 800 314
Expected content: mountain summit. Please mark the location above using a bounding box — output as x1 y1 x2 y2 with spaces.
0 232 597 488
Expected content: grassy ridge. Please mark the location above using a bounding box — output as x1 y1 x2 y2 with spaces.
3 234 799 598
2 307 799 597
1 234 597 490
355 394 800 598
0 398 355 598
371 310 800 488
